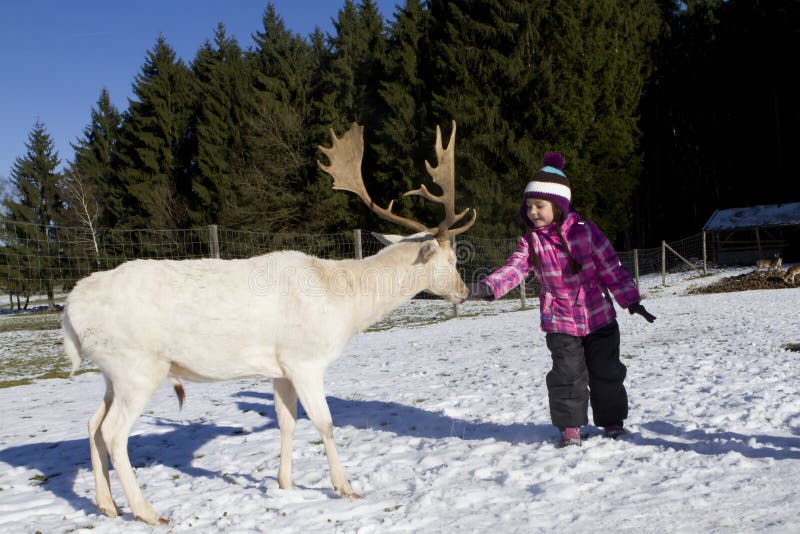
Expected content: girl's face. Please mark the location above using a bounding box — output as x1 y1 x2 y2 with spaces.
526 198 555 227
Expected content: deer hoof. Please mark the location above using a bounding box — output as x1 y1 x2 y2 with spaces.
98 505 118 518
339 488 362 499
134 513 169 526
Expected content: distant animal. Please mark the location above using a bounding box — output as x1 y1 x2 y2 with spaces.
756 253 782 272
784 264 800 284
62 122 476 525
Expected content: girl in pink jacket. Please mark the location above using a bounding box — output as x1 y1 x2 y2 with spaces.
472 152 655 447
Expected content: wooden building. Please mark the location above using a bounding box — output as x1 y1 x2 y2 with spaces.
703 202 800 265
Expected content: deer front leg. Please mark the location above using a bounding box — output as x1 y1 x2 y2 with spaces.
291 370 361 498
273 377 297 489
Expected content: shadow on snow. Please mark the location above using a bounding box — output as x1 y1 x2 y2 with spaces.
2 390 797 519
634 420 800 460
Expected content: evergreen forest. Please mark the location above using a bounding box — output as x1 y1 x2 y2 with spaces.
4 0 799 249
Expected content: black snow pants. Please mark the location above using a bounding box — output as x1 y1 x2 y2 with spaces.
544 320 628 429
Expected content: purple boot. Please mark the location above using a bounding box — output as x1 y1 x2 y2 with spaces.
559 427 581 447
603 424 626 439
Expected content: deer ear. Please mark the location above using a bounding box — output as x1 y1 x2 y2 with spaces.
371 232 403 246
417 240 439 263
372 232 433 246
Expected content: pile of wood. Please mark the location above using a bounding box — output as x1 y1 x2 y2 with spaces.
689 270 798 295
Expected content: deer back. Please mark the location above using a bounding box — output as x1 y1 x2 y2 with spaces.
756 258 771 269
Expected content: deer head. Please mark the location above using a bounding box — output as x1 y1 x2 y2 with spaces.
316 121 476 241
317 121 476 303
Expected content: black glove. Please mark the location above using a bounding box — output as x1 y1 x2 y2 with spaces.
467 282 495 301
628 302 656 323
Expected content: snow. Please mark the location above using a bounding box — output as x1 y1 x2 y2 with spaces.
1 270 799 533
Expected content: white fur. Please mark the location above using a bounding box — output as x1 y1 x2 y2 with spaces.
63 235 467 525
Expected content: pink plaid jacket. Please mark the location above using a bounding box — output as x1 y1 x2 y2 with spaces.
482 211 640 336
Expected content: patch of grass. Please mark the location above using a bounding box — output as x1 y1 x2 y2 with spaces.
41 368 97 380
781 343 800 353
0 354 100 389
29 472 61 486
0 314 101 387
0 377 33 388
0 312 62 334
367 309 456 331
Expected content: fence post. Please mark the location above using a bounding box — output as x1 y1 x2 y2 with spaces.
520 277 527 310
702 231 707 275
661 240 666 286
209 225 220 259
354 229 363 260
634 249 640 287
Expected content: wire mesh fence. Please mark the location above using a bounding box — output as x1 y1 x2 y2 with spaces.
0 219 709 311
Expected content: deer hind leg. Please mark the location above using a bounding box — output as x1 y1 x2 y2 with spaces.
274 377 298 489
88 376 117 518
291 370 361 498
101 357 170 525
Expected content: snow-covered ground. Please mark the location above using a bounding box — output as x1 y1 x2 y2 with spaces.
1 269 799 533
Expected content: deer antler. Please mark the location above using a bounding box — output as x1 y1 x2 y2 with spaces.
317 121 476 238
407 121 476 237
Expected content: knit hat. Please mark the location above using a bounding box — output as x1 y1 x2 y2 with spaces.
521 152 571 224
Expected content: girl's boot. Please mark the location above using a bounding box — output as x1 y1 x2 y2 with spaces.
559 427 581 447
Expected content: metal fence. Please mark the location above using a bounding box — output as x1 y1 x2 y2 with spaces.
0 219 708 310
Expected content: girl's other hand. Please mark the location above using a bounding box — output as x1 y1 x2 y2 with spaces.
628 302 656 323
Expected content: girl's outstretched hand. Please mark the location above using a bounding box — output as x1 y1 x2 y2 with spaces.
467 282 495 301
628 302 656 323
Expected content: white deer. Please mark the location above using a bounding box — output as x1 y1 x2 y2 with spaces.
62 122 476 525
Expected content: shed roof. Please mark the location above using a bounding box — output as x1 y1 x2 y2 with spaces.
703 202 800 231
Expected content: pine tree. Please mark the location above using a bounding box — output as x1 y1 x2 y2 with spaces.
311 0 391 232
113 36 194 229
538 0 660 242
66 88 121 229
323 0 387 125
595 0 661 246
302 26 361 233
251 3 314 110
370 0 435 229
425 0 541 237
2 120 64 309
225 4 312 232
189 24 247 225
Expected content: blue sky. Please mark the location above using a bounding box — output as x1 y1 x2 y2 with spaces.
0 0 398 182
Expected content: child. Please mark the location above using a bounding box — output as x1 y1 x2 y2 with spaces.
470 152 655 447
